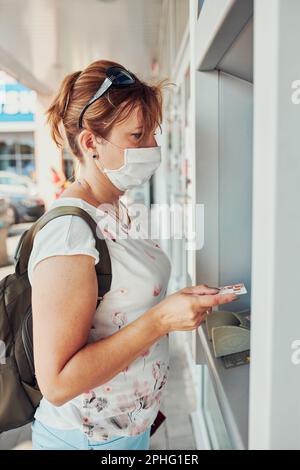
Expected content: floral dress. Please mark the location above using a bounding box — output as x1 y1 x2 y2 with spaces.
28 196 172 442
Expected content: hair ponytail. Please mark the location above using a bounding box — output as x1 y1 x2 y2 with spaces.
45 70 82 149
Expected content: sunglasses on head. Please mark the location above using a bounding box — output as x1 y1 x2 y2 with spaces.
78 66 136 129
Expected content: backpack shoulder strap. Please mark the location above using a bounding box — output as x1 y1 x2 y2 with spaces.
14 206 112 305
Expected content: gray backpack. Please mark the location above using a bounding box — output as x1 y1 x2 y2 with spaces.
0 206 112 433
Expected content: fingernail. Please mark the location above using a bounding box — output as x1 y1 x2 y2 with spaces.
233 296 240 301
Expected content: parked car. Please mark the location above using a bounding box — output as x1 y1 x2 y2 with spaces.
0 171 45 224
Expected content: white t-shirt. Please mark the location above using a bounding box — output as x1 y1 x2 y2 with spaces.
28 196 172 441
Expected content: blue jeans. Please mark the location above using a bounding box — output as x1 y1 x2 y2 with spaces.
31 419 151 450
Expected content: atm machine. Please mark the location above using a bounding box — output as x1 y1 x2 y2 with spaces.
189 0 300 451
193 1 253 449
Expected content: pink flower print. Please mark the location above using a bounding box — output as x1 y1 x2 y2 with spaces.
153 284 163 297
118 287 128 295
155 390 163 404
152 361 168 391
141 394 156 410
157 371 168 391
122 365 129 380
147 239 161 249
103 227 115 240
112 311 127 329
116 394 137 422
90 426 110 441
95 397 108 413
109 415 130 431
128 419 151 436
82 390 96 408
155 364 170 392
152 361 162 381
82 417 94 437
132 380 155 413
141 348 150 369
133 379 151 399
143 248 156 260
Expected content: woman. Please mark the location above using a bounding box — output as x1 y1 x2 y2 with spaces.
29 60 238 450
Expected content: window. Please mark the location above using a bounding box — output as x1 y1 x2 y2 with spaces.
0 132 35 180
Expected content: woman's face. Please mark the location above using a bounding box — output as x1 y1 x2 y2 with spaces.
93 106 158 171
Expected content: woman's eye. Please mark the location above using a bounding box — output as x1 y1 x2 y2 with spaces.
131 132 157 140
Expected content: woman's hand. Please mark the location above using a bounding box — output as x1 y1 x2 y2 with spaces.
155 284 239 335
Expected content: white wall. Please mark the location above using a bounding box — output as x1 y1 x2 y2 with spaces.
249 0 300 450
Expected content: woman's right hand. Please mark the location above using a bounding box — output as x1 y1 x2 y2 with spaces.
155 284 239 335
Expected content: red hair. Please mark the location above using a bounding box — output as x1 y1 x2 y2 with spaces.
45 59 173 159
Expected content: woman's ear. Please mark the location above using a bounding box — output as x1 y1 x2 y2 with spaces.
76 129 90 156
94 135 105 148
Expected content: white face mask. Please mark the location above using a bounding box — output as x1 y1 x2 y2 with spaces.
96 137 162 191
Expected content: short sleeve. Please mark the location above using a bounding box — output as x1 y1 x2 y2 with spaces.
27 215 100 285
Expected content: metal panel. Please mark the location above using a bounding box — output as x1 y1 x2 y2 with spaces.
195 71 219 291
217 17 253 83
249 0 300 450
195 0 253 71
218 72 253 314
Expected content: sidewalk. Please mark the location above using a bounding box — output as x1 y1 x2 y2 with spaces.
150 332 197 450
0 226 197 450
